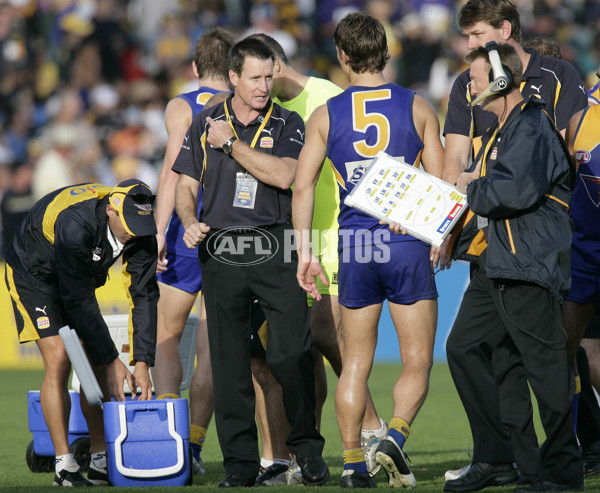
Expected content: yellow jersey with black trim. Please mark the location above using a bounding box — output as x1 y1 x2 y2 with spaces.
275 77 343 248
4 183 159 367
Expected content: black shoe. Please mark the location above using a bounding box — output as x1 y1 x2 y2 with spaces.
443 462 519 492
516 474 537 486
218 473 255 487
513 479 584 492
340 469 377 488
256 463 288 486
87 463 109 485
53 468 94 487
375 437 416 488
583 440 600 477
297 456 330 486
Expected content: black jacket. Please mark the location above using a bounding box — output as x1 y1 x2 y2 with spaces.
454 98 572 301
5 183 159 366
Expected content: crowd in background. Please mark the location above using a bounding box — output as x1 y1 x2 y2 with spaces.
0 0 598 258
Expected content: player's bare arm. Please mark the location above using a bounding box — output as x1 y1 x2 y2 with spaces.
293 104 329 299
413 95 444 179
442 133 472 185
155 98 193 273
206 116 297 189
175 173 210 248
412 94 452 269
566 108 584 156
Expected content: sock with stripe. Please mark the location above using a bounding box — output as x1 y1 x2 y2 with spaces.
190 425 207 462
156 393 180 400
388 416 410 450
343 448 367 474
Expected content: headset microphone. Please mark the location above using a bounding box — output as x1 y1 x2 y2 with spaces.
470 41 512 108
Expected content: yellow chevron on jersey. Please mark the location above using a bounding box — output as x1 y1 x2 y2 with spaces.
42 183 109 244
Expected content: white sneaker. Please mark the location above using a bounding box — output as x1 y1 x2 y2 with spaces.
285 459 302 485
375 436 416 488
361 419 388 477
192 456 206 475
444 464 471 481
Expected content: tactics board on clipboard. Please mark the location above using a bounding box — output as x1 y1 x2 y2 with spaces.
344 151 467 247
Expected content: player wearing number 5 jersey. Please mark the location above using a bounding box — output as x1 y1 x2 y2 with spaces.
293 12 444 489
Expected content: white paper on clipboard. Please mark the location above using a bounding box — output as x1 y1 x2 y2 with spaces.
59 325 104 407
344 151 467 247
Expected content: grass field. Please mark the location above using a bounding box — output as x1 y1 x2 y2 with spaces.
1 364 599 492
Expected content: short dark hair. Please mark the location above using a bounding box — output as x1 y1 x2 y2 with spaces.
458 0 522 44
523 37 562 59
465 43 523 87
228 37 275 76
334 12 389 74
246 33 289 65
193 27 235 81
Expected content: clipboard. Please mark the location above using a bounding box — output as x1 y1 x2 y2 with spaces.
344 151 467 247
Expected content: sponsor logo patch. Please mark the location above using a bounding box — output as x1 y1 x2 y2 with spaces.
37 317 50 329
260 137 274 148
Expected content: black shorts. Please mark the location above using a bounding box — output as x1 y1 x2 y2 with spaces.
5 264 70 342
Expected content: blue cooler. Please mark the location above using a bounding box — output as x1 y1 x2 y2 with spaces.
104 399 191 487
28 390 88 456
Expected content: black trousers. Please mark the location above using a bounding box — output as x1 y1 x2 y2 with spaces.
199 223 324 479
577 346 600 449
447 262 582 485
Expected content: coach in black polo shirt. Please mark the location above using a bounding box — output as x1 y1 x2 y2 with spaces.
173 37 328 488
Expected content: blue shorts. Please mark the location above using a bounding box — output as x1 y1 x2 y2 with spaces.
157 251 202 294
565 264 600 304
338 240 437 308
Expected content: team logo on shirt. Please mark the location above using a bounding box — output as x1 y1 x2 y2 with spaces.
260 137 274 148
580 174 600 207
37 317 50 329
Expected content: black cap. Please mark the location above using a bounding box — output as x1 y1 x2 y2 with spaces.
109 179 157 236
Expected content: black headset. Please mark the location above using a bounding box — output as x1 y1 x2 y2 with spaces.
470 41 514 108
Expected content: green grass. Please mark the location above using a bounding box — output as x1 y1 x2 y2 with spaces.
1 364 599 492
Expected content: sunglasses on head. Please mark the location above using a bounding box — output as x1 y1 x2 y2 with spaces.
128 193 156 205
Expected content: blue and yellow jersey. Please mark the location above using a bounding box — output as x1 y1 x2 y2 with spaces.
167 86 225 257
571 104 600 271
326 83 424 245
588 80 600 106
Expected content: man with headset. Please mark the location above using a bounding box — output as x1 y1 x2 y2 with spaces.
441 0 587 485
444 44 582 493
4 179 159 487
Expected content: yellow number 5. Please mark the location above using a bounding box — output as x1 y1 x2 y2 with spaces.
352 89 391 158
